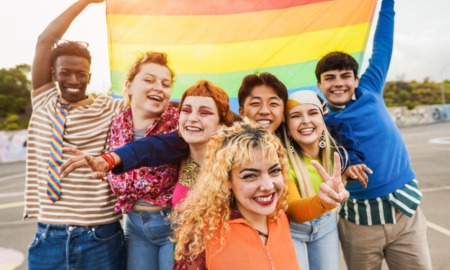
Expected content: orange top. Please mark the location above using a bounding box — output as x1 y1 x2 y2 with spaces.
205 212 300 269
286 178 335 223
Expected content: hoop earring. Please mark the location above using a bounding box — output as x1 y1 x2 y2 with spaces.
319 130 327 149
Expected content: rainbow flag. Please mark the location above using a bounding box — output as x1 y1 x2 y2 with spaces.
106 0 378 110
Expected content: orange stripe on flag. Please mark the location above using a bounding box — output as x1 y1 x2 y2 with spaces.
107 0 375 45
106 0 329 16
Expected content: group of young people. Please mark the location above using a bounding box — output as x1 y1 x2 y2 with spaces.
24 0 432 269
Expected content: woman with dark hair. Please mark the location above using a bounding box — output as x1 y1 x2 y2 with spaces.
238 72 287 134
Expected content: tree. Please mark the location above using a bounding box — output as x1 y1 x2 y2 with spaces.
0 64 32 130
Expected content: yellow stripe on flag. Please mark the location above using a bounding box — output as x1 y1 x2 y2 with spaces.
110 23 371 74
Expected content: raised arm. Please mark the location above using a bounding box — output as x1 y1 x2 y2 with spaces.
32 0 104 90
360 0 395 95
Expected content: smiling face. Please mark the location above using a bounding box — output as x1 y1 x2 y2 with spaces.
179 96 221 147
239 85 284 132
52 55 91 103
287 103 325 157
317 69 359 107
125 62 172 118
230 149 284 223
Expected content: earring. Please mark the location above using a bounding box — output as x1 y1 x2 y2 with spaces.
319 130 326 149
230 190 235 208
288 136 295 153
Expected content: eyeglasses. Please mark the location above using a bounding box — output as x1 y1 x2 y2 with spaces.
54 39 89 49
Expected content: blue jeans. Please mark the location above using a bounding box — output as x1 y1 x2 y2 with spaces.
290 211 339 270
125 209 174 270
27 221 125 270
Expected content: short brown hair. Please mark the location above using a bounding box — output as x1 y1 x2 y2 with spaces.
315 51 359 82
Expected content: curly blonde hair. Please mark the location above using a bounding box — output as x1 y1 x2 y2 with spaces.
170 118 290 262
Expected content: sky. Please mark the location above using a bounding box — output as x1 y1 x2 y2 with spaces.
1 0 450 94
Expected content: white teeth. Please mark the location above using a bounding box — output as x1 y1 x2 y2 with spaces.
148 95 162 101
300 128 314 134
254 194 273 202
333 90 345 94
186 127 201 132
67 88 79 92
257 120 271 127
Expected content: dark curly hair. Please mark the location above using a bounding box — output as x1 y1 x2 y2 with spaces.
51 41 91 68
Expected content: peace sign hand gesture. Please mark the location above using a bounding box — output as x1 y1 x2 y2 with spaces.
312 152 349 209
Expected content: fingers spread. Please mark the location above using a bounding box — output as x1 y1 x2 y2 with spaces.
332 152 341 178
311 160 329 182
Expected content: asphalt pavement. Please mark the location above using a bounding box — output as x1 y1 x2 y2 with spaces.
0 122 449 270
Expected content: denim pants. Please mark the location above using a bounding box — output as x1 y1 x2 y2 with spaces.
290 211 339 270
125 209 174 270
27 221 125 270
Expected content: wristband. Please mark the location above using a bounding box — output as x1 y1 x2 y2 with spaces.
101 152 115 171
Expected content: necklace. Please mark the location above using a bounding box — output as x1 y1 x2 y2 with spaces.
255 229 269 238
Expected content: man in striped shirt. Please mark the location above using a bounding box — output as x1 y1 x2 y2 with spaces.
23 0 126 269
315 0 432 269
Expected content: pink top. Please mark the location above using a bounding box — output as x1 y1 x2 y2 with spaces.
172 156 200 206
172 182 190 206
108 105 180 213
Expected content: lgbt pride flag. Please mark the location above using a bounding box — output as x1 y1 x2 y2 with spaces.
106 0 378 110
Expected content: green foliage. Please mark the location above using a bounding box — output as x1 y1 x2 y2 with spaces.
0 64 32 130
383 79 449 110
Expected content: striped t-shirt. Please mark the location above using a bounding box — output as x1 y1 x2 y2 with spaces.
339 179 422 225
23 82 126 226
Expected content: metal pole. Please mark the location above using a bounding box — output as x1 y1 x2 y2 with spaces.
440 64 450 121
441 64 450 105
441 82 446 105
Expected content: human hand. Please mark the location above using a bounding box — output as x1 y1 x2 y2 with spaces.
312 152 349 208
342 164 373 188
60 147 109 179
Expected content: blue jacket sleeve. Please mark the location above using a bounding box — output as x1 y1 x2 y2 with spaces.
325 118 365 168
359 0 394 96
111 131 189 174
